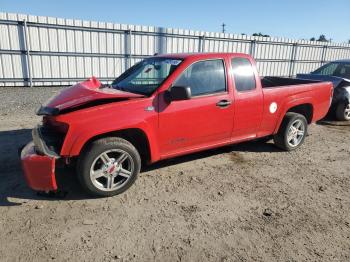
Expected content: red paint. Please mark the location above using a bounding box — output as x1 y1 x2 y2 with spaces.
108 165 115 174
21 142 57 191
44 77 144 111
21 53 333 192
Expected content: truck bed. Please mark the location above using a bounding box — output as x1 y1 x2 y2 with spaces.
261 76 319 88
259 76 333 138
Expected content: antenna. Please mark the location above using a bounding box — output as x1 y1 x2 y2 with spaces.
221 23 226 33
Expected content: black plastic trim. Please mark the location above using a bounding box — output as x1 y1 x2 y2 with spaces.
32 126 60 158
37 106 59 116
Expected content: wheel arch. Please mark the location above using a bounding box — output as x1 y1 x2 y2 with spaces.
274 101 314 134
66 126 157 165
286 103 314 124
81 128 152 165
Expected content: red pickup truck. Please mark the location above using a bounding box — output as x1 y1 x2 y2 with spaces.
21 53 333 197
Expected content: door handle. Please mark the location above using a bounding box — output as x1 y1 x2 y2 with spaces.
216 99 232 108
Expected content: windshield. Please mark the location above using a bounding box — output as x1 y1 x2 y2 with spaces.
111 57 183 95
312 62 350 79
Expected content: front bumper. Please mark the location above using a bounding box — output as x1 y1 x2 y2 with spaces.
21 141 57 191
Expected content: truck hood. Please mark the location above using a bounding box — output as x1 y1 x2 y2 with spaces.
37 77 145 115
296 74 350 89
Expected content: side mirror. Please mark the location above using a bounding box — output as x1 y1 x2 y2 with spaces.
166 86 191 102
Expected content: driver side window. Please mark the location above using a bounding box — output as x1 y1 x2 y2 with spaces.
174 59 226 96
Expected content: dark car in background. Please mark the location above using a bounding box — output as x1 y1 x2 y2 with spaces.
297 60 350 121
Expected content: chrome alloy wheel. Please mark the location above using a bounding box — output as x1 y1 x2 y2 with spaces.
89 149 134 192
344 103 350 120
287 119 305 147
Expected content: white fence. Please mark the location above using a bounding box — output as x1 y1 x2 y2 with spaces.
1 12 350 87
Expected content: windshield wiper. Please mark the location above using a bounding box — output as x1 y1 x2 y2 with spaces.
111 84 149 96
100 83 112 89
112 84 127 91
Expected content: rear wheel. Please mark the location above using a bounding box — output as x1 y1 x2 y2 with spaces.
335 102 350 121
273 112 308 151
77 137 141 197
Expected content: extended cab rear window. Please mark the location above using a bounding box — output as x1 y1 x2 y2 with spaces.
231 58 256 92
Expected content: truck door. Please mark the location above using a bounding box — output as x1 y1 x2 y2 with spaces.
230 57 263 140
159 59 234 157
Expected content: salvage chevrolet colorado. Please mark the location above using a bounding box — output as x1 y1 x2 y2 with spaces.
21 53 333 197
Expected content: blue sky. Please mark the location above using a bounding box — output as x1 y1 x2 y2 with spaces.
1 0 349 43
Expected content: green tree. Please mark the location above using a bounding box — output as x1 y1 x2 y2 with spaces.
317 35 328 42
252 32 270 37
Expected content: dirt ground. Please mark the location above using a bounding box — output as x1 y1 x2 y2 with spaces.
0 87 349 262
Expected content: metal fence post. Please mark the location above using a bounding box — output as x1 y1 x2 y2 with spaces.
288 43 298 77
320 45 328 66
249 40 256 58
124 29 132 69
18 19 32 87
157 27 167 54
198 35 205 52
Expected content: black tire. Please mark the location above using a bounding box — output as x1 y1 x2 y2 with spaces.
77 137 141 197
335 102 350 121
273 112 308 151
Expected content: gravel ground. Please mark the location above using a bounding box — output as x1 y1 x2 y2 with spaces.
0 86 349 262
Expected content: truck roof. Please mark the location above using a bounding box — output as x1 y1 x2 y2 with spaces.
333 59 350 63
155 52 250 60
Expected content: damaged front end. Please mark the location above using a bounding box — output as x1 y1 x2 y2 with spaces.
21 117 69 192
21 141 57 192
297 74 350 106
20 77 145 193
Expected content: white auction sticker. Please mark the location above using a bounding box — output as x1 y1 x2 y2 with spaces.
269 102 278 114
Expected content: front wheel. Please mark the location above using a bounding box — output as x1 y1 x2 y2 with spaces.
335 102 350 121
77 137 141 197
273 112 308 151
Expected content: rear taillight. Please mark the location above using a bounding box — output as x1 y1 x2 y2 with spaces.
330 86 334 106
